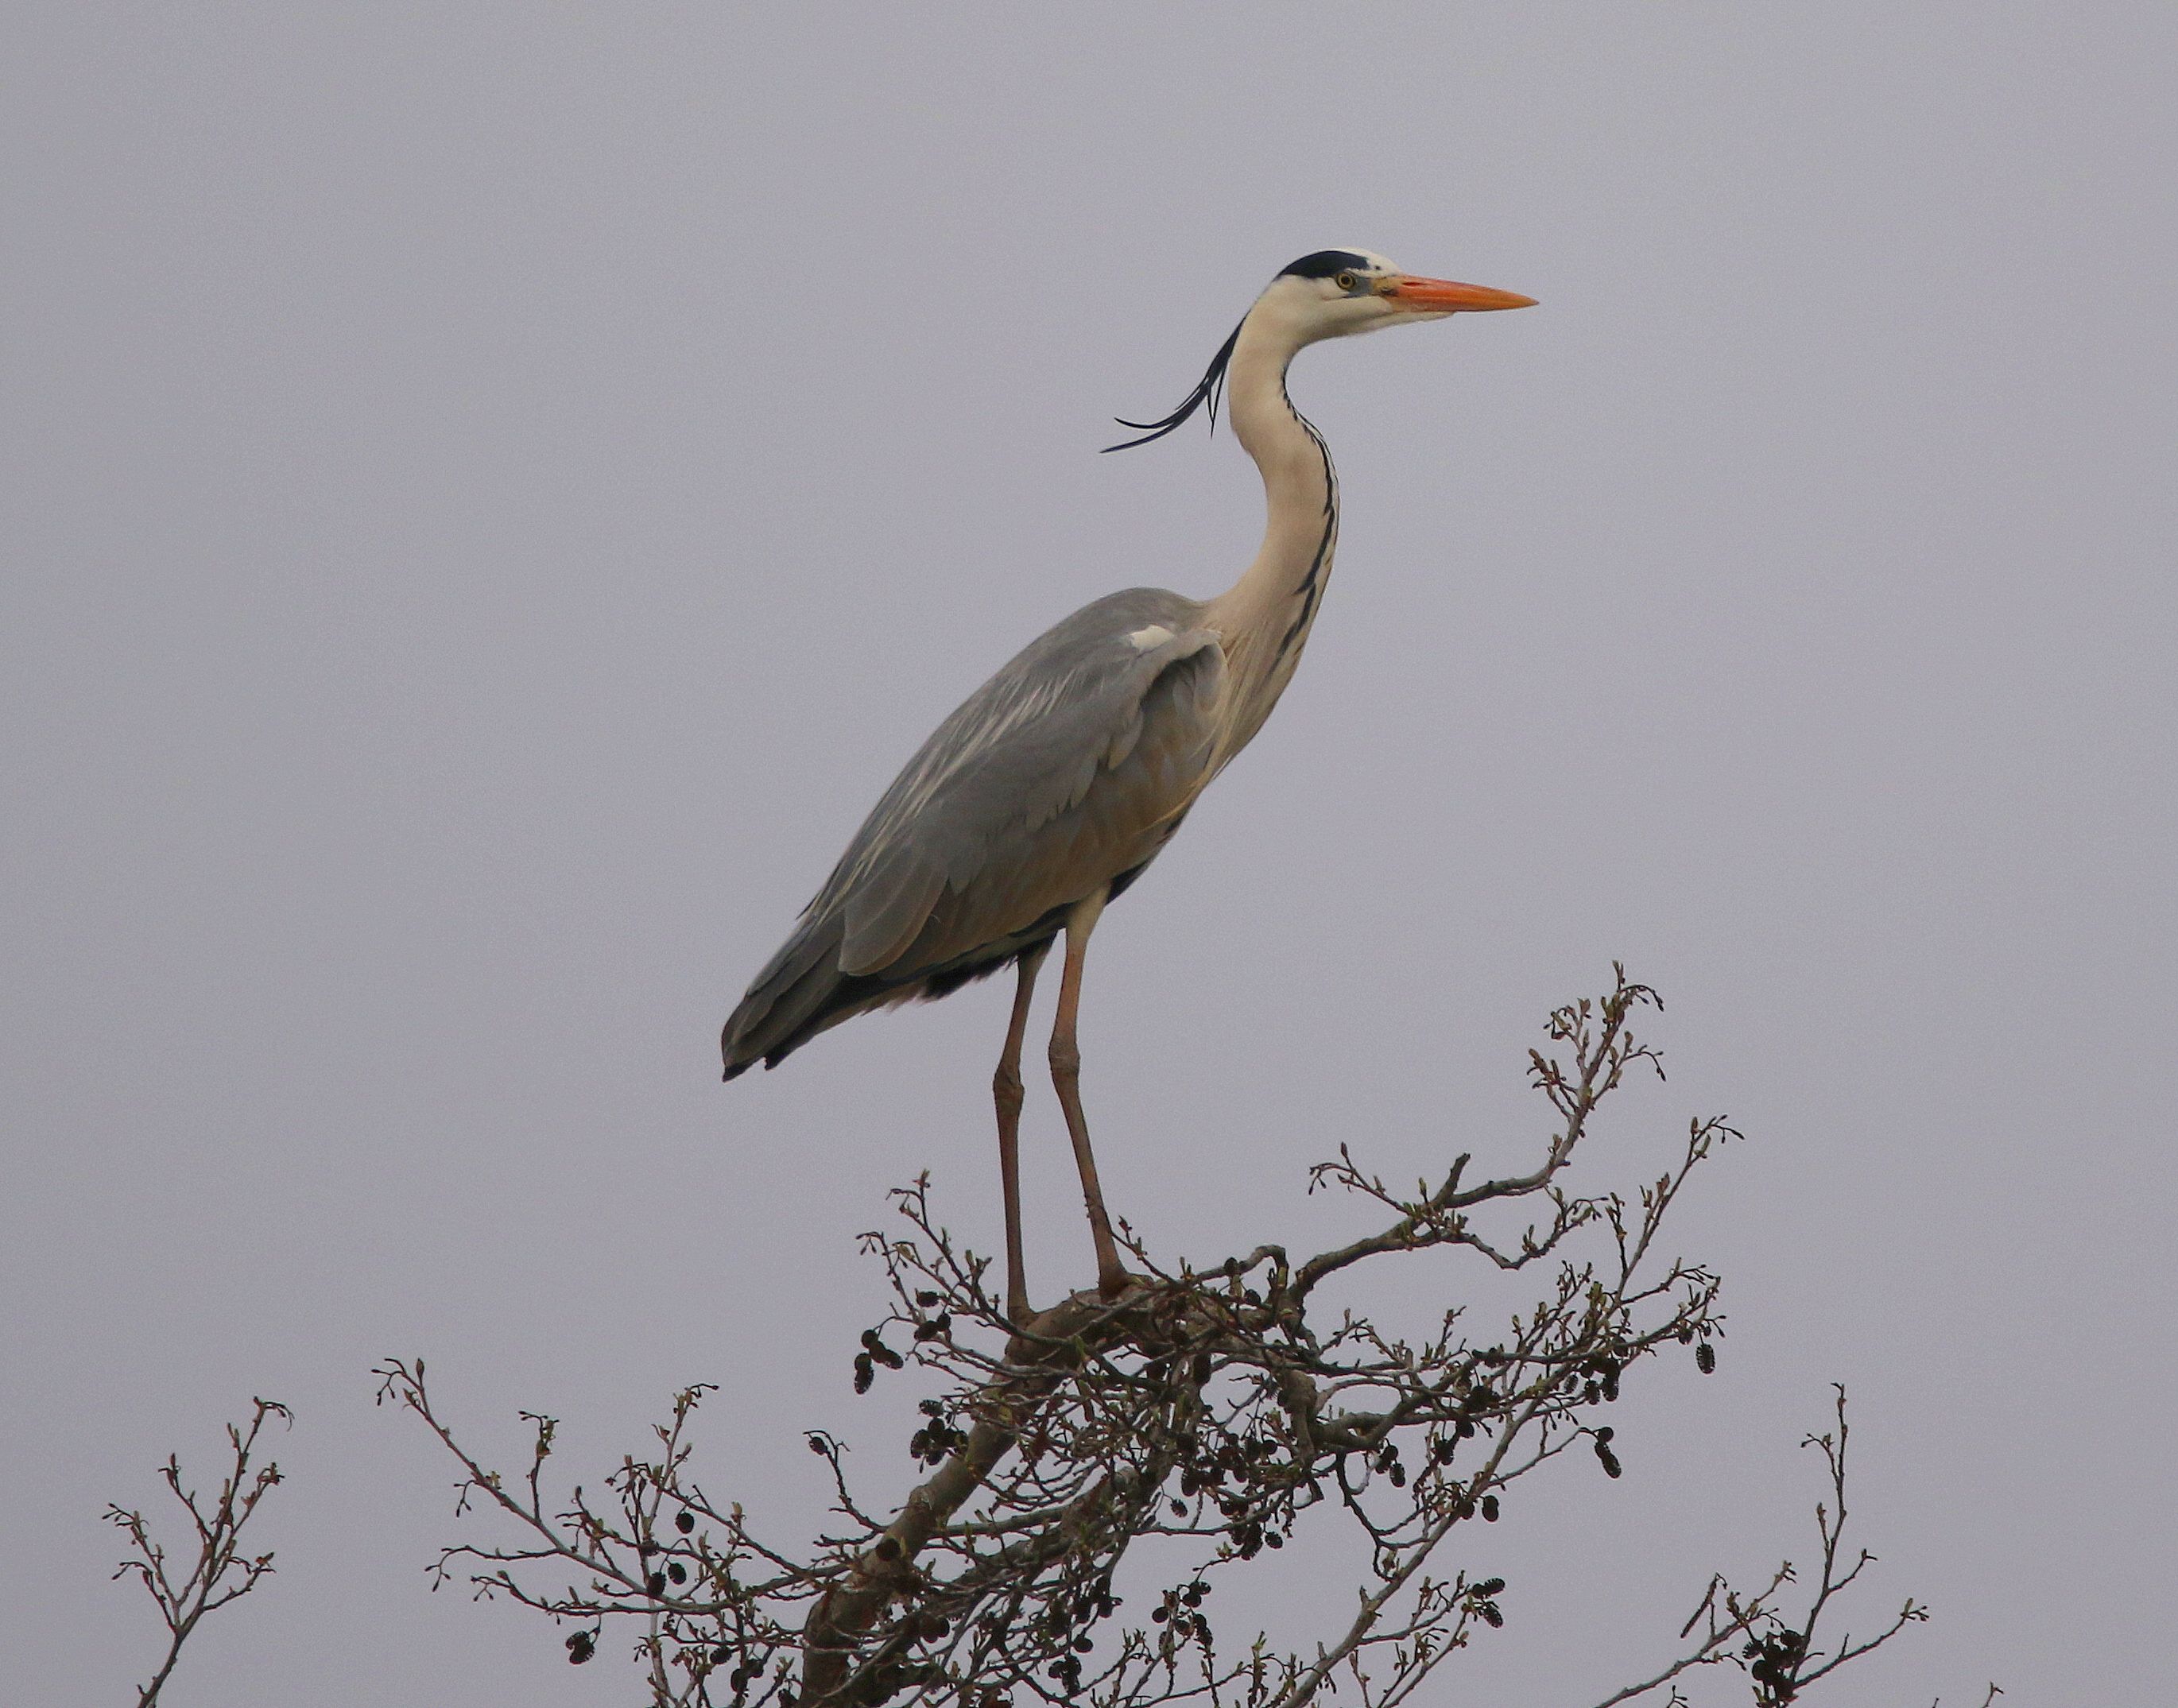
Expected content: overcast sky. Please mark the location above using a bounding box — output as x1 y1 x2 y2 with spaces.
4 5 2172 1703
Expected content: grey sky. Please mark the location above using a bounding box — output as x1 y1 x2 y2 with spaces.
3 4 2172 1702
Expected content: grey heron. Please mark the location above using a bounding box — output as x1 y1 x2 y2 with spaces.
722 250 1535 1317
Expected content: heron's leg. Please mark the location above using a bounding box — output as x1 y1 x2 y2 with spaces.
1049 886 1126 1299
992 940 1049 1323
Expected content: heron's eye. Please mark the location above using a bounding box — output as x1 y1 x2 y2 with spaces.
1334 271 1358 292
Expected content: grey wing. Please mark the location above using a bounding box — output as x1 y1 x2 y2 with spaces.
722 587 1224 1076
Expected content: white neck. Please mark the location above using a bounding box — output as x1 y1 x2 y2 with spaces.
1203 307 1340 755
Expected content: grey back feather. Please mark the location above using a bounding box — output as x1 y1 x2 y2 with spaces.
723 587 1224 1074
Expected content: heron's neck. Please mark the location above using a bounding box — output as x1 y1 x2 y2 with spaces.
1205 316 1339 742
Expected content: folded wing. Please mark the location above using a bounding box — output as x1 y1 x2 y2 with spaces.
722 587 1225 1076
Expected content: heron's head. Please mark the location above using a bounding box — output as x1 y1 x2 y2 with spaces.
1106 249 1534 451
1258 249 1537 343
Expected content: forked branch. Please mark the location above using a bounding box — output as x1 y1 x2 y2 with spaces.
107 1397 291 1707
376 970 1951 1708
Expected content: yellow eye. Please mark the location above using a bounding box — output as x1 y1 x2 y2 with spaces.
1334 271 1358 292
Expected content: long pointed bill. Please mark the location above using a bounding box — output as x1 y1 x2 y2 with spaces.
1381 275 1538 312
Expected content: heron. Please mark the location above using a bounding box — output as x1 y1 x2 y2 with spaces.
722 249 1534 1318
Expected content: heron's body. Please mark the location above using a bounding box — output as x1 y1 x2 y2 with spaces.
722 250 1533 1311
720 587 1219 1070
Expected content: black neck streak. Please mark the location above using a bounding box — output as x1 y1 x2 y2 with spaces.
1274 388 1339 665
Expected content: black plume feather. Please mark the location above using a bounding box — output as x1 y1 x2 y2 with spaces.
1103 318 1246 453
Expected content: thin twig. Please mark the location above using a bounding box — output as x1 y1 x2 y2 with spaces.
107 1397 292 1707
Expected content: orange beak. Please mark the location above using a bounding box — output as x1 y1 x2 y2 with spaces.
1381 275 1538 312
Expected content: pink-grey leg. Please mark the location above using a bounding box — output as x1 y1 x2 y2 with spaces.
1048 888 1126 1298
991 940 1049 1322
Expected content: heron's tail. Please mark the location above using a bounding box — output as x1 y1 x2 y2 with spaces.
722 908 1060 1080
720 915 879 1079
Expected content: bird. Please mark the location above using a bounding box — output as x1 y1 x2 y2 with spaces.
722 249 1534 1319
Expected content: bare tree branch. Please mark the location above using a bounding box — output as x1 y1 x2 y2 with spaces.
376 970 1966 1708
107 1397 292 1706
1583 1381 1936 1707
